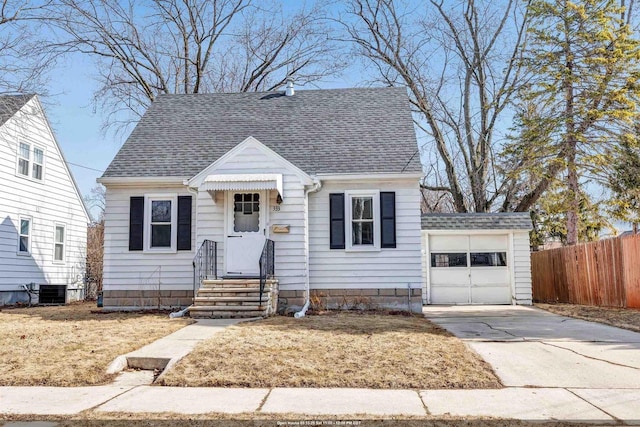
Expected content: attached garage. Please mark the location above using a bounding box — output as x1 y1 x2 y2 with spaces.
421 213 533 305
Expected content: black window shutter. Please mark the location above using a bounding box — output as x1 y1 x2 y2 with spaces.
329 193 345 249
380 192 396 248
129 197 144 251
177 196 192 251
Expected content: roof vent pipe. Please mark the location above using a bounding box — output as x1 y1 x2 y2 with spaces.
285 80 295 96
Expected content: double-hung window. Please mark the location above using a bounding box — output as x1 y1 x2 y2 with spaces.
145 195 177 251
345 191 380 250
33 147 44 180
54 224 65 262
17 143 30 176
18 217 31 254
16 143 44 181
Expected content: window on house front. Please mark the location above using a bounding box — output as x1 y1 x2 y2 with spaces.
54 224 65 262
150 199 173 248
17 143 44 181
18 217 31 254
431 253 468 267
351 196 374 245
344 191 380 250
233 193 260 232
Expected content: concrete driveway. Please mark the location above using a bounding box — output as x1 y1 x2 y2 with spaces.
423 305 640 389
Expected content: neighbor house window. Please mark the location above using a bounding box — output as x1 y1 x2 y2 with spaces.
471 252 507 267
54 224 65 262
145 195 177 251
17 143 30 176
431 253 468 267
18 217 31 254
345 191 380 250
33 147 44 180
16 143 44 181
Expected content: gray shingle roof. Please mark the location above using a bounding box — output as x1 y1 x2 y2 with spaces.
421 213 533 231
0 94 34 127
102 87 422 178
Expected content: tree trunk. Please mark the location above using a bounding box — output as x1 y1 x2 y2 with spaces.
566 143 580 245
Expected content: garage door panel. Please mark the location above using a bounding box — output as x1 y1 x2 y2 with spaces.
431 269 469 286
429 235 468 251
431 286 469 304
470 235 508 251
471 285 511 304
469 268 510 285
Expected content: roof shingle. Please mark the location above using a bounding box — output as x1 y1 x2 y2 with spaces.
0 94 34 127
102 87 422 178
421 213 533 231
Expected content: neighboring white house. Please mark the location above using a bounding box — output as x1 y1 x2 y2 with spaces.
0 95 90 305
421 213 533 305
98 87 424 315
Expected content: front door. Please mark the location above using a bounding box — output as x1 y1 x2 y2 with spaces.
225 191 266 276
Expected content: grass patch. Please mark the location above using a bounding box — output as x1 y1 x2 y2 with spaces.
0 302 192 386
536 303 640 333
159 312 501 389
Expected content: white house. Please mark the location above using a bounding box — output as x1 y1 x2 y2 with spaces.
98 87 425 316
0 95 90 305
421 213 533 305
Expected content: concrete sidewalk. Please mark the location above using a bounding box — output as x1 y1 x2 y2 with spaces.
2 385 640 422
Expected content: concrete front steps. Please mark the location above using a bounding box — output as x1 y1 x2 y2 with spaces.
189 278 278 319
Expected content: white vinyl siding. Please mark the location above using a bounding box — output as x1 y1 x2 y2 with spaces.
0 96 88 295
309 180 422 290
102 186 194 293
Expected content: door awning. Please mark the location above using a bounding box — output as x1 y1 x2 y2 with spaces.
200 173 284 197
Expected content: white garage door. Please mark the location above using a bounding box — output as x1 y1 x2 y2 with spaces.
428 234 512 304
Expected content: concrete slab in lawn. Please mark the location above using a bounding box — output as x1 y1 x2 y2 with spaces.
469 341 640 388
0 386 133 415
550 341 640 369
570 389 640 424
420 388 613 422
95 386 268 414
261 388 426 416
118 318 245 372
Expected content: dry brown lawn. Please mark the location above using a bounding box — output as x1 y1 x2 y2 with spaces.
0 302 192 386
159 312 501 389
536 303 640 333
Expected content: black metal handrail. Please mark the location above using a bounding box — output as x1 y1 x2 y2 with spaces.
193 240 217 297
259 239 275 307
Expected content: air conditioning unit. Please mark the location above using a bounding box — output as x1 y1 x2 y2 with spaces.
38 285 66 305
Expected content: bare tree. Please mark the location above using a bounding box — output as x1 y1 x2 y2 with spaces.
83 185 105 298
0 1 56 108
47 0 343 132
341 0 530 212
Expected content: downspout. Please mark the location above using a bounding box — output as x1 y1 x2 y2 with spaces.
294 178 322 319
171 185 199 318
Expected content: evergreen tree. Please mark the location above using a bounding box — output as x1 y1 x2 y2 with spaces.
508 0 640 245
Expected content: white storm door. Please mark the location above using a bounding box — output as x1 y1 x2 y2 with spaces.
225 191 266 276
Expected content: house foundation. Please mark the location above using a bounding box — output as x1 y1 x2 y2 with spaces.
279 288 423 314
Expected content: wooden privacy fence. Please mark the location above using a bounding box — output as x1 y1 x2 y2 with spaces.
531 234 640 308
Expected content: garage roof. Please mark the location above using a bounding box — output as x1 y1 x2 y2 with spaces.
421 213 533 231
